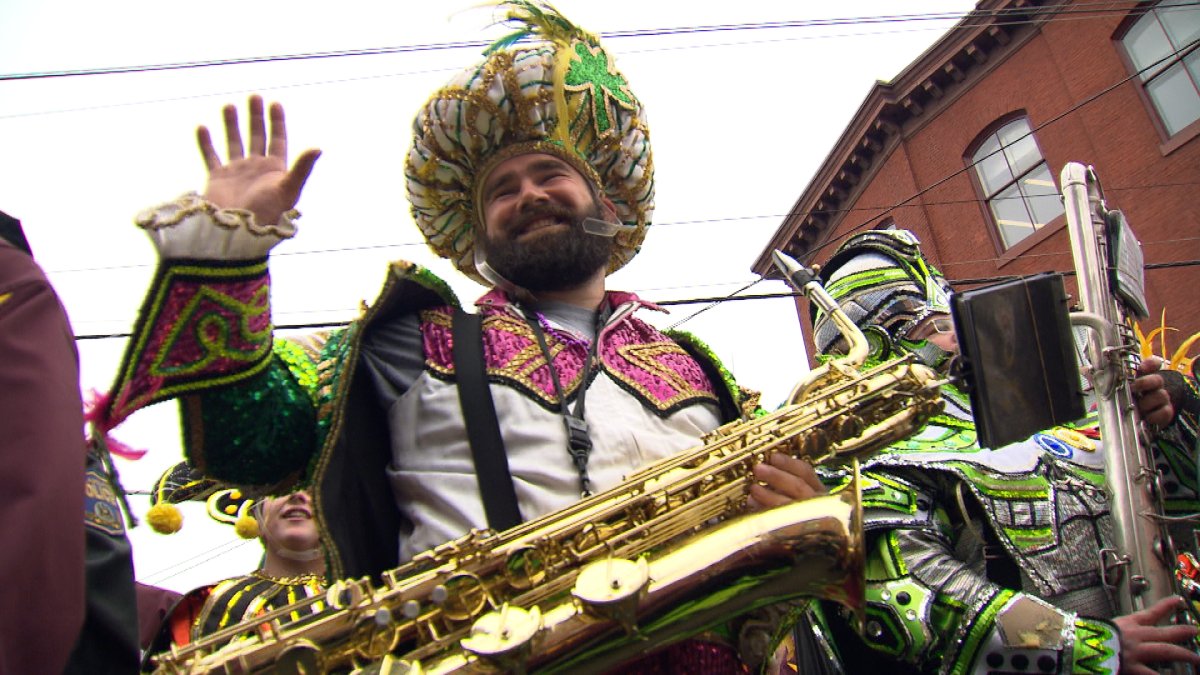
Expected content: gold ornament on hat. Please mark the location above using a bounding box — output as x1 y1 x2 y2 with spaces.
206 488 261 540
147 461 217 535
147 461 261 539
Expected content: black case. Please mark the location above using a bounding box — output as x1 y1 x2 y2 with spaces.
951 272 1085 448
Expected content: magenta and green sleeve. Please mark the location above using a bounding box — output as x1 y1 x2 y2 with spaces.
97 258 320 486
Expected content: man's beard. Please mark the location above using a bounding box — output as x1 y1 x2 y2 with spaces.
478 200 614 293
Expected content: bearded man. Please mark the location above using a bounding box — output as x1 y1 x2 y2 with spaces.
99 3 823 671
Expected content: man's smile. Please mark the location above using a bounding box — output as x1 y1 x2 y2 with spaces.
516 217 569 239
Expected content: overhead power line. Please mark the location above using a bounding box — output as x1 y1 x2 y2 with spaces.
40 179 1200 278
70 258 1200 342
140 538 255 586
0 4 1177 124
0 9 985 82
0 2 1168 83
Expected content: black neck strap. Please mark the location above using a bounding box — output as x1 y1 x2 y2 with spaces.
520 302 611 498
451 308 523 531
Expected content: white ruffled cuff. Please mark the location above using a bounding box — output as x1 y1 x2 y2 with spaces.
135 193 298 260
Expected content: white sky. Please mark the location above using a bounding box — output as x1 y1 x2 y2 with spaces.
0 0 975 594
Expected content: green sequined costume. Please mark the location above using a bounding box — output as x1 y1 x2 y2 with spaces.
814 389 1133 674
790 230 1200 674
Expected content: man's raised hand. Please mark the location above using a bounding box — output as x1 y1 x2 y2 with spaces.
197 95 321 228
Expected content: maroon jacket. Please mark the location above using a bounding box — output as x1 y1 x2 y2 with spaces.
0 237 86 674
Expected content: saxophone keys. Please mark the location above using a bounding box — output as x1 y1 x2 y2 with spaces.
800 428 830 460
834 415 866 443
401 600 421 619
326 579 366 610
504 545 549 590
460 604 543 669
350 654 425 675
435 572 489 622
572 557 650 633
353 607 404 662
274 639 324 675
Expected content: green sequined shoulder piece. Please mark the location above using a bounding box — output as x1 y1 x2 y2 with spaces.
391 260 460 308
663 329 755 417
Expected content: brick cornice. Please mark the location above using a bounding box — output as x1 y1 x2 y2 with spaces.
752 0 1068 276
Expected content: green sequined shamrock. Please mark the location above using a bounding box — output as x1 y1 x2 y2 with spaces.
564 41 636 135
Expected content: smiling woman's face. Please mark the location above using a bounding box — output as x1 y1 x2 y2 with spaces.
259 491 320 553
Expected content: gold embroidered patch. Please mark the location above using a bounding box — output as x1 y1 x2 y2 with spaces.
424 310 585 407
612 342 719 412
483 313 583 406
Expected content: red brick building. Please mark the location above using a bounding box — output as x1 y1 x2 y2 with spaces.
753 0 1200 364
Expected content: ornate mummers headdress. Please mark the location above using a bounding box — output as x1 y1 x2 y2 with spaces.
146 461 261 539
406 1 655 284
813 229 954 366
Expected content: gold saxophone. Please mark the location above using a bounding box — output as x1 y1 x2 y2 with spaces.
150 253 944 675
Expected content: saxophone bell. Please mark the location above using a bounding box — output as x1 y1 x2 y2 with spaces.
433 466 867 675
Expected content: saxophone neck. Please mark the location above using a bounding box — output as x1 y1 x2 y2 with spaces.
771 250 871 404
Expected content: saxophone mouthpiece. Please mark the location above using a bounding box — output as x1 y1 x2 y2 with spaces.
771 249 817 290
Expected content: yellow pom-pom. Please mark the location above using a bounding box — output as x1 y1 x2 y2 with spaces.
234 515 260 540
147 503 183 534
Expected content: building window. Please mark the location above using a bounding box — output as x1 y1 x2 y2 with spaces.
969 117 1063 249
1120 0 1200 137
